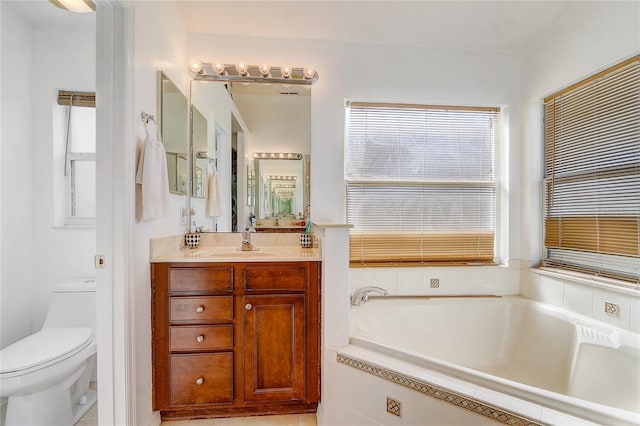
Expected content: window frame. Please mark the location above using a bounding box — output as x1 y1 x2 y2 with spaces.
58 100 97 228
541 55 640 286
344 101 501 266
65 151 97 227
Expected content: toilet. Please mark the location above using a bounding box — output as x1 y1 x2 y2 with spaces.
0 278 97 426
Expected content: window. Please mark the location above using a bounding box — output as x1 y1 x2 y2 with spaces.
63 104 96 226
345 102 499 265
543 55 640 286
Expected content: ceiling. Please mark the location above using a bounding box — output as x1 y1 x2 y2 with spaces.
176 1 575 52
4 0 576 52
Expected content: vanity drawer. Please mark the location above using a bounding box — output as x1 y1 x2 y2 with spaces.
170 325 233 351
244 265 306 291
170 296 233 322
169 267 232 293
169 353 232 406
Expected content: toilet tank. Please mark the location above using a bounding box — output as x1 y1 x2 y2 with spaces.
42 278 97 333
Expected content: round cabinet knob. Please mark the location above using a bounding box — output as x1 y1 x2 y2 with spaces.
245 303 252 310
196 335 204 343
196 306 205 313
195 377 204 385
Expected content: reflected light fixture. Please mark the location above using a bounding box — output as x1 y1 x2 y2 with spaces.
252 152 303 160
48 0 95 13
266 175 297 181
188 62 318 85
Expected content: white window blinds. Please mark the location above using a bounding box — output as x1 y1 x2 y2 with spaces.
543 55 640 285
345 102 499 265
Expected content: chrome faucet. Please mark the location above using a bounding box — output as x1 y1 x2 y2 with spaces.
241 228 254 251
350 286 388 306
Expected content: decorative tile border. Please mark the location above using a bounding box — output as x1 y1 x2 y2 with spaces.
337 353 543 426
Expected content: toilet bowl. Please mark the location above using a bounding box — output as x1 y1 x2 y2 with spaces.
0 279 97 426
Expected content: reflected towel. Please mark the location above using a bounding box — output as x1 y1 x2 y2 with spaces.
206 173 221 217
135 134 170 221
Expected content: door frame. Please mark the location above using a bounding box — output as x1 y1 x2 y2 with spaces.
95 1 135 424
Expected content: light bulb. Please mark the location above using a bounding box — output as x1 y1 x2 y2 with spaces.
189 59 203 74
281 65 292 79
213 63 226 75
235 63 249 76
259 64 271 77
303 66 315 79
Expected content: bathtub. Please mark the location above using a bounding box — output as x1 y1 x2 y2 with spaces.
347 296 640 425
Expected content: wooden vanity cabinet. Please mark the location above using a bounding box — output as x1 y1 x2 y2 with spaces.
151 261 320 420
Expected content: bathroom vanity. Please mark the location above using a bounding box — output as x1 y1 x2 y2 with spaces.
150 241 320 420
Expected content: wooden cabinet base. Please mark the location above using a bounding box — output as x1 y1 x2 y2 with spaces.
159 402 318 420
152 261 320 420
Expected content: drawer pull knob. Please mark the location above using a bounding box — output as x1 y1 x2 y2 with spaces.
195 306 205 313
195 377 204 385
196 335 204 343
245 303 252 310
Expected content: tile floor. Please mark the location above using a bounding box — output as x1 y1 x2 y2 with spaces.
2 401 316 426
1 389 316 426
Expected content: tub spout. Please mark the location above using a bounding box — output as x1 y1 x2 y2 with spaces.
351 286 388 306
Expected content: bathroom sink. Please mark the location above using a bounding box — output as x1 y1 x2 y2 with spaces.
215 251 272 257
193 248 273 258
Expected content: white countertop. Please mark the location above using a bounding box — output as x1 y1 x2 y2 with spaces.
151 245 320 263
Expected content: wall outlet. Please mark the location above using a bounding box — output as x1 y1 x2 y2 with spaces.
386 396 401 417
430 278 440 288
180 208 186 226
604 301 619 317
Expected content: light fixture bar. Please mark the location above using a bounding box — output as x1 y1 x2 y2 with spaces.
253 152 303 160
266 175 297 181
189 62 318 85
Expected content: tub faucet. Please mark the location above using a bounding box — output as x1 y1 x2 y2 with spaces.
350 286 388 306
241 228 254 251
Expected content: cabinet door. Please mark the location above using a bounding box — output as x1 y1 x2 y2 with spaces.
243 294 305 402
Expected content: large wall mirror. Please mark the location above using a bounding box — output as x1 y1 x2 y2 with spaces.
189 80 311 232
158 72 189 195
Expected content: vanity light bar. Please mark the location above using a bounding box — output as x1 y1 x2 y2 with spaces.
188 61 319 85
253 152 303 160
267 175 297 181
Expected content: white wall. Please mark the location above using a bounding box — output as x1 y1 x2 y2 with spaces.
187 34 522 264
30 25 97 331
519 2 640 329
1 6 97 347
0 3 34 349
132 1 188 424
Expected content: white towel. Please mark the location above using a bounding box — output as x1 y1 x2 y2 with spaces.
135 133 170 221
205 172 221 217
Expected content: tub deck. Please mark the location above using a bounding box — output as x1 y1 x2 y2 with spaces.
347 296 640 425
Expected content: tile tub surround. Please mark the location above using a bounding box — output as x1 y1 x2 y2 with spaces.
523 269 640 334
341 296 640 426
326 346 604 426
150 232 320 262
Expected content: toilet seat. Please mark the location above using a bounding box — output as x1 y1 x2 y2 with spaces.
0 328 93 377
